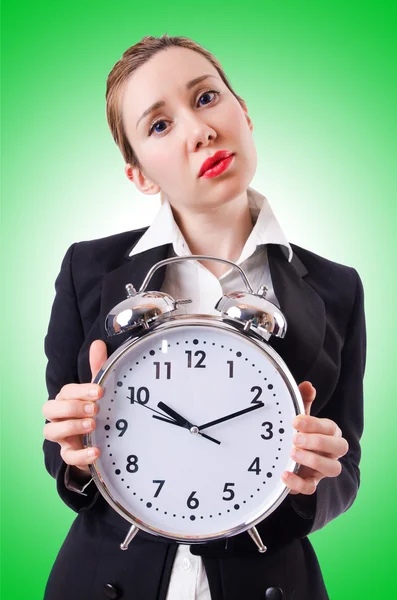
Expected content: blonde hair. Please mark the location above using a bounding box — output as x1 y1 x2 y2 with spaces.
106 34 246 180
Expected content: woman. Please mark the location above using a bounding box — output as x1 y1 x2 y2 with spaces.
42 34 365 600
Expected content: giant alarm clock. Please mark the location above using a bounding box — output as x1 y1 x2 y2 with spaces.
86 255 304 553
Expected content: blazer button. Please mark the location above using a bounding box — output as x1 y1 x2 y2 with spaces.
103 583 120 599
265 586 284 600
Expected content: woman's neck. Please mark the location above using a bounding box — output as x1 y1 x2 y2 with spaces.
171 190 253 278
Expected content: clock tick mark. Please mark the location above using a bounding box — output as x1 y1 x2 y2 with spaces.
190 515 196 521
236 351 242 357
117 381 123 387
115 469 121 475
193 339 199 345
234 504 240 510
149 350 155 356
279 428 285 434
146 502 152 508
105 425 110 430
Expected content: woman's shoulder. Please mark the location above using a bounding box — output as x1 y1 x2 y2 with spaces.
290 242 363 310
291 242 360 279
69 226 150 270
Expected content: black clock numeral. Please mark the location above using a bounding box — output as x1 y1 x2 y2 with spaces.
154 361 172 379
227 360 234 378
187 491 199 509
261 421 274 440
251 386 263 404
248 457 261 475
185 350 206 368
222 482 235 501
115 419 128 436
126 454 139 473
128 386 150 405
153 480 165 497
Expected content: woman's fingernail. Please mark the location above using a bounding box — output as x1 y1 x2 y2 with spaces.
88 388 98 398
87 448 96 457
294 434 305 445
83 419 92 429
84 403 95 414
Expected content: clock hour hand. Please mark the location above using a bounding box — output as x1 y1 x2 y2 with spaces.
157 401 195 429
155 402 221 445
198 402 265 431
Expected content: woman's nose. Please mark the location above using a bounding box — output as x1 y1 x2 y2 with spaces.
184 113 217 152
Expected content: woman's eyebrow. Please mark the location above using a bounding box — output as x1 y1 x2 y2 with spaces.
136 74 218 129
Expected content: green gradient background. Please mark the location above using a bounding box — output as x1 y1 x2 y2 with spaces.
1 1 396 599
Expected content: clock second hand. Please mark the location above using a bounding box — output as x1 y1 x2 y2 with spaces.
127 397 177 423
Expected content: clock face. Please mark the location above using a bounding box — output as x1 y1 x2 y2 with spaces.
90 318 301 542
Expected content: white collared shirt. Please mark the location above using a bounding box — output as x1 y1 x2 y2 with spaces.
129 186 292 600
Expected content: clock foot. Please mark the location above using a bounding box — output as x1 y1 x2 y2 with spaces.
120 525 139 551
248 526 267 553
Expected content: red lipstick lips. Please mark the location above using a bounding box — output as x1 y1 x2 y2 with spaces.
199 150 234 178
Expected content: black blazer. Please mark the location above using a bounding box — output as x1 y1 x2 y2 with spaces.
43 228 366 600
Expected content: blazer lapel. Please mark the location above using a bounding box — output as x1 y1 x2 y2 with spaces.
266 244 326 384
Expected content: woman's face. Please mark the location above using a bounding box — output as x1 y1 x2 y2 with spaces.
121 46 257 213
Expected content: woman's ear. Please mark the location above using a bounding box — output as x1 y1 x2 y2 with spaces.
124 164 161 195
238 98 254 132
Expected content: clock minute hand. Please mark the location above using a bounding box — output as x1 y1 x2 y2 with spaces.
198 402 265 431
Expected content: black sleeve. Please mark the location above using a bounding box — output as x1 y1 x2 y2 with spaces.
42 243 100 512
256 268 366 549
307 269 366 532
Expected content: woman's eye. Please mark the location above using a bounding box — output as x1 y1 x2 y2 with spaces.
197 90 219 106
148 90 220 136
150 120 168 135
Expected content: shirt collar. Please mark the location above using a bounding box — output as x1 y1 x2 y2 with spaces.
128 185 293 263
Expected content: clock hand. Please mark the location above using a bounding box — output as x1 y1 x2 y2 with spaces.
156 402 221 445
127 396 177 424
198 402 265 431
129 397 220 443
157 401 195 429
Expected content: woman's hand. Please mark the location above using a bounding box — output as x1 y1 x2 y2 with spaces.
42 340 107 476
281 381 349 495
